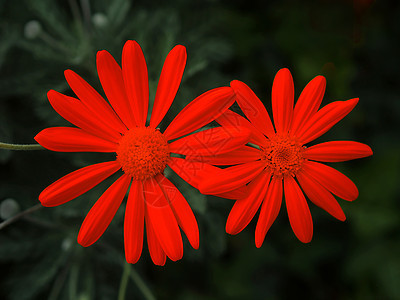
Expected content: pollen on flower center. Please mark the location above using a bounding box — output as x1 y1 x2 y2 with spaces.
116 127 170 181
260 135 305 177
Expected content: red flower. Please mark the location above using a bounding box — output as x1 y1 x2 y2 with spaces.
198 68 373 246
35 40 240 265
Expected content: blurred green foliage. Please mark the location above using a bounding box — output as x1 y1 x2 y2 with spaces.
0 0 399 299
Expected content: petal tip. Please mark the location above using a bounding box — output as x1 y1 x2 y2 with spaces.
172 44 186 54
47 89 58 99
349 98 359 106
298 234 313 243
366 146 373 156
255 240 263 248
314 75 327 86
125 256 140 265
96 49 109 59
64 69 75 80
230 79 242 88
192 241 200 250
278 68 292 76
77 235 91 247
169 251 183 262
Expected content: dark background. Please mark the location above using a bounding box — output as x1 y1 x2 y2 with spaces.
0 0 399 299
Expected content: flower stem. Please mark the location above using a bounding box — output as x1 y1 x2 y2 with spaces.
130 267 156 300
0 142 44 151
0 203 42 231
118 262 131 300
118 261 156 300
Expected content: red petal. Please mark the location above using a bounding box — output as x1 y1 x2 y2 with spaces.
163 87 235 141
255 177 283 248
35 127 117 152
39 161 121 207
226 171 271 235
143 178 183 261
216 110 268 146
47 90 121 143
297 171 346 221
122 40 149 127
284 176 313 243
96 50 136 128
304 141 373 162
150 45 187 128
297 98 359 144
145 215 166 266
78 174 131 247
169 126 251 156
272 68 294 134
168 157 220 189
168 157 247 199
230 80 275 138
198 161 265 195
291 76 326 135
301 161 359 201
64 69 127 133
186 146 261 165
156 174 199 249
124 180 145 264
213 185 248 200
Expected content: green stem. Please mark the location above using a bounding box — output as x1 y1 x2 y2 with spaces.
48 262 71 300
118 262 131 300
130 267 156 300
0 142 44 151
0 203 42 230
69 263 79 300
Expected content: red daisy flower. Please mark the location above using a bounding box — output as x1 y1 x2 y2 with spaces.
35 40 244 265
197 68 373 246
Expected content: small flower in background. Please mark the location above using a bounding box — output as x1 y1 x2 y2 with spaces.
35 40 247 266
198 68 373 246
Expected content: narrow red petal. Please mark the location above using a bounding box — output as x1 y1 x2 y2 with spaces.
122 40 149 127
198 161 265 195
169 126 251 156
150 45 187 128
163 87 235 141
272 68 294 134
230 80 275 138
255 177 283 248
35 127 117 152
156 174 199 249
168 157 222 190
39 161 121 207
291 76 326 135
304 141 373 162
47 90 121 143
124 180 145 264
143 178 183 261
284 176 313 243
226 171 271 235
216 110 268 146
186 146 261 166
96 50 136 128
64 69 127 133
297 98 359 144
78 174 131 247
297 171 346 221
301 161 359 201
213 185 248 200
145 215 166 266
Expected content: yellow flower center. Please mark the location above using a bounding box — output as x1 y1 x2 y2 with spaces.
116 127 170 181
261 135 305 177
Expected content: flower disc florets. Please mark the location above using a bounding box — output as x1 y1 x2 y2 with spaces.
117 127 170 180
261 134 305 177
